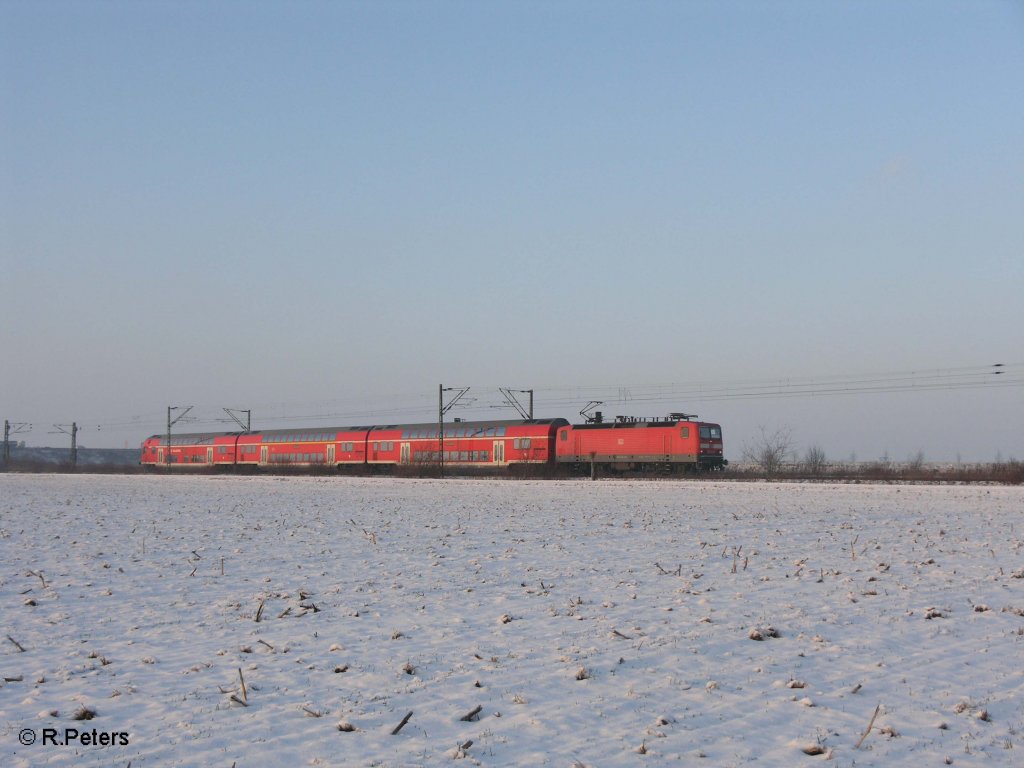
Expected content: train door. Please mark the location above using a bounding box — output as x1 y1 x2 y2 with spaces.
157 448 164 464
207 447 214 465
327 445 335 465
260 446 268 466
493 441 505 465
400 443 410 464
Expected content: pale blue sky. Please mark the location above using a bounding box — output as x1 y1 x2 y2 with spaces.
2 1 1022 459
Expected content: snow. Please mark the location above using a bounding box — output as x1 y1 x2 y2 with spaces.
1 474 1022 767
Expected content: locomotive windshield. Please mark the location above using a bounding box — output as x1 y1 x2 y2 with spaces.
699 425 722 439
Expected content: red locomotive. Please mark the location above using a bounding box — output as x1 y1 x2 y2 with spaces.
555 413 726 473
139 412 726 473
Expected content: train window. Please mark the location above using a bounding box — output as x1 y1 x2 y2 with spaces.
699 426 711 439
522 438 531 449
481 451 488 461
681 427 690 439
709 426 721 439
486 427 495 437
497 427 506 436
460 451 468 461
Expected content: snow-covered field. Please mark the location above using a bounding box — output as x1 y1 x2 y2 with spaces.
1 475 1022 767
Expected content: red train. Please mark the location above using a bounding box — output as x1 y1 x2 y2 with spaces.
139 414 726 473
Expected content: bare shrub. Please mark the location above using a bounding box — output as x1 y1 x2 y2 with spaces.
741 426 795 476
802 444 827 476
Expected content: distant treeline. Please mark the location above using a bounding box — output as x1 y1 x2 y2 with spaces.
726 460 1024 485
2 449 1021 484
1 446 140 472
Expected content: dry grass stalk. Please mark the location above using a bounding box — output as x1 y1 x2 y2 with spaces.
238 668 248 703
6 635 25 652
460 704 483 722
255 600 265 623
391 710 413 735
855 703 882 749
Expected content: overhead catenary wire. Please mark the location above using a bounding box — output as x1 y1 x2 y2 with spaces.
28 362 1024 438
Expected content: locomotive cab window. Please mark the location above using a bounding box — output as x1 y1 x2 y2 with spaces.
681 427 690 439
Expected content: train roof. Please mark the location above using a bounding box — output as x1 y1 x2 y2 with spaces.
146 418 569 443
570 416 718 430
373 418 569 431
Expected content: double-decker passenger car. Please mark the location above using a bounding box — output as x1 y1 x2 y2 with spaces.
139 418 569 471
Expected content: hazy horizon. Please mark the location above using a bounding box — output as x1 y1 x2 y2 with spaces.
3 1 1022 461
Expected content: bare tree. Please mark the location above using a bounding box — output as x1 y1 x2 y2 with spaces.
802 444 827 476
741 426 795 475
906 449 926 472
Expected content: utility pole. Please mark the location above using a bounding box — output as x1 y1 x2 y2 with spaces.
51 423 79 467
166 406 194 465
3 420 31 464
223 408 251 432
496 388 534 420
438 385 470 479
